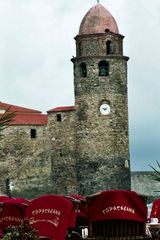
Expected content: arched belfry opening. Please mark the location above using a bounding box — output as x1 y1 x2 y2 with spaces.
106 40 114 55
80 62 87 77
98 60 109 76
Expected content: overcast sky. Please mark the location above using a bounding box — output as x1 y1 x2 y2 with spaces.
0 0 160 171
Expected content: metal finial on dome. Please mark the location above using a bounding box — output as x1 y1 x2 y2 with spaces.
97 0 100 3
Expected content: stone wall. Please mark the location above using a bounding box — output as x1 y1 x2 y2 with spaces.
0 122 159 200
47 110 78 195
131 171 160 202
0 125 52 198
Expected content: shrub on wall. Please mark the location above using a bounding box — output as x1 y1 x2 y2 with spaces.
2 219 39 240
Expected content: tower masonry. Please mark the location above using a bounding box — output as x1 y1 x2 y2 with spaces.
72 4 131 194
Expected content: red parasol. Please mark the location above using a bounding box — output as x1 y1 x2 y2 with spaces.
87 190 147 222
26 194 76 240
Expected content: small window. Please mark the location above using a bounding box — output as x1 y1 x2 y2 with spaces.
98 60 109 76
56 114 62 122
60 150 63 157
80 62 87 77
106 40 114 55
30 129 37 138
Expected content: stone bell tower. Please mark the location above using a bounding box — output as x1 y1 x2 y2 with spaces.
72 4 131 195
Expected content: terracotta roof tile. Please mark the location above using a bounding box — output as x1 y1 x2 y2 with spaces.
48 106 76 113
0 102 47 125
0 102 41 113
11 114 48 125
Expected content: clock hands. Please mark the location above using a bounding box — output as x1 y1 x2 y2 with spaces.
100 103 111 115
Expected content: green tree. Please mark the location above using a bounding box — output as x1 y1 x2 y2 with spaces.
2 219 39 240
149 161 160 182
0 107 15 137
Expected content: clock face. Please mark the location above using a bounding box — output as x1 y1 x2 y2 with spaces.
100 103 111 115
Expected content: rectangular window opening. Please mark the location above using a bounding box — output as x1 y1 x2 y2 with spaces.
56 114 62 122
30 129 37 138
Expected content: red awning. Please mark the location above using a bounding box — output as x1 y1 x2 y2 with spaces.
69 194 87 219
150 198 160 221
1 198 28 232
0 196 10 203
26 194 76 240
87 190 147 222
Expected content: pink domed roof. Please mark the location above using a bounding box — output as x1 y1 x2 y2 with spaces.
79 4 119 35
